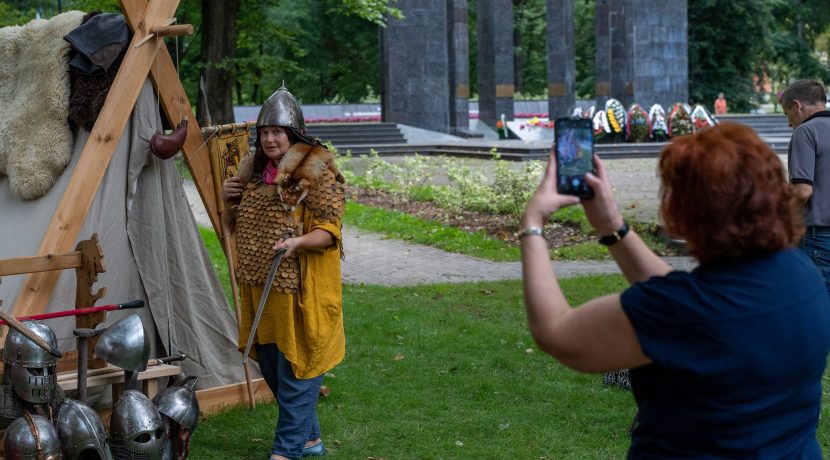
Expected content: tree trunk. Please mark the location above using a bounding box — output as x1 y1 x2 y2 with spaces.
198 0 240 125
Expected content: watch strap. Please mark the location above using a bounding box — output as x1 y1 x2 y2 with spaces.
598 221 629 246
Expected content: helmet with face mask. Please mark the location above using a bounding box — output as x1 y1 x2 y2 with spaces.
3 320 59 404
56 399 113 460
256 85 315 146
152 376 199 433
109 390 165 460
4 412 63 460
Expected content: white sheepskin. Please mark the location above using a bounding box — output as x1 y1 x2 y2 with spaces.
0 11 84 200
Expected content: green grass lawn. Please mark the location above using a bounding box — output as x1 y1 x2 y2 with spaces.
190 277 830 459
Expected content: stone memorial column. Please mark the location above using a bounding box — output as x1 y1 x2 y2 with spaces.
594 0 611 109
608 0 632 107
546 0 575 119
476 0 514 128
448 0 470 133
380 0 451 132
629 0 688 108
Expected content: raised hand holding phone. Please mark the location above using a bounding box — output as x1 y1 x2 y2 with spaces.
554 117 595 198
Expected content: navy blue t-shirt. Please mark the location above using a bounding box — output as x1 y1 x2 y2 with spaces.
621 248 830 459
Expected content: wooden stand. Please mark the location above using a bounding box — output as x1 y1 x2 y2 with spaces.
58 363 181 401
0 234 108 372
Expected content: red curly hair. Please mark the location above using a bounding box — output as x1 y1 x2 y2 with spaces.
658 123 803 265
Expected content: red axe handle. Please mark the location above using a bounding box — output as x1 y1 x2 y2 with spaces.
0 300 144 325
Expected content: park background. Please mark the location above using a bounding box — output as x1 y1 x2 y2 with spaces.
1 0 829 458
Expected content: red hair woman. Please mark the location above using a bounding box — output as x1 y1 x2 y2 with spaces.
520 123 830 457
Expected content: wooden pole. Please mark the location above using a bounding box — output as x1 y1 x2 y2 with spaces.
221 222 256 409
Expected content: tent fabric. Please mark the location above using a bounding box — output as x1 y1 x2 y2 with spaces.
0 81 253 391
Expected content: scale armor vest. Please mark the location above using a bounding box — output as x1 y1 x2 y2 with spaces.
235 185 302 292
56 399 113 460
305 169 345 224
4 413 63 460
109 390 165 460
3 321 59 404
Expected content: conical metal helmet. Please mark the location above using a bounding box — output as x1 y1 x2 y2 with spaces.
256 85 305 131
152 376 199 433
4 413 63 460
94 314 150 372
56 399 113 460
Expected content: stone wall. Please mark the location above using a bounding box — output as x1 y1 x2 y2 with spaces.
629 0 688 108
476 0 514 127
448 0 470 133
546 0 576 118
380 0 450 133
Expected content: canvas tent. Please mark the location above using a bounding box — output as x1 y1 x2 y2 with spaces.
0 81 250 387
0 5 266 411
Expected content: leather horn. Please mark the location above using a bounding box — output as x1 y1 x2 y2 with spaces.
150 117 189 160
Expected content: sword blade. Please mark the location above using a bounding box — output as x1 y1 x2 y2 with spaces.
242 248 287 363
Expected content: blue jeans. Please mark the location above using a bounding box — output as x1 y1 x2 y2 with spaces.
799 227 830 295
255 343 323 459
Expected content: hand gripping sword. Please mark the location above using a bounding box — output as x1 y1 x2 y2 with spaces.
242 247 288 364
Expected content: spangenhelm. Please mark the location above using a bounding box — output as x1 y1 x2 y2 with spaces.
152 376 199 433
3 320 59 404
94 314 150 372
4 412 63 460
56 399 113 460
109 390 165 460
256 84 306 131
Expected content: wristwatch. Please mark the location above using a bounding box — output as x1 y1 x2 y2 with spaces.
598 221 629 246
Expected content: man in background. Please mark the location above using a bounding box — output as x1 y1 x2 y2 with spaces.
782 79 830 291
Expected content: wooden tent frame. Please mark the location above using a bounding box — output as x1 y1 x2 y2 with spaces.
4 0 272 413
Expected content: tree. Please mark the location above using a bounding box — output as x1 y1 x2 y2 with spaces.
198 0 239 124
688 0 769 113
197 0 400 123
759 0 830 105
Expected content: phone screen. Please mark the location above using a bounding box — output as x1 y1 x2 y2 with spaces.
554 117 595 198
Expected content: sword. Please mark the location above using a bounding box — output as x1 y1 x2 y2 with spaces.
242 247 288 364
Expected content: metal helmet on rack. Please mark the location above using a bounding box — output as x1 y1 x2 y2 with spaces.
3 320 59 404
109 390 166 460
56 399 113 460
4 412 63 460
255 84 316 146
152 376 200 434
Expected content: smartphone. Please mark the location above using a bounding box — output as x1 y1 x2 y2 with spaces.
554 117 595 198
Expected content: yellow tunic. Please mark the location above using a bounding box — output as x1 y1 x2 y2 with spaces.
236 195 345 379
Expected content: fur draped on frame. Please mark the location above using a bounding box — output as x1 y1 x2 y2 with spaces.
0 11 83 200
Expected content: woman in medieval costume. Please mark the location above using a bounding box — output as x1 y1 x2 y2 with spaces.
222 86 345 460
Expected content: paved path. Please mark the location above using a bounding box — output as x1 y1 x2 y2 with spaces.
183 178 697 286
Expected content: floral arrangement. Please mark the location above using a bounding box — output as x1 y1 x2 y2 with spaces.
626 104 650 143
593 110 611 141
605 99 626 134
690 104 717 132
306 115 381 124
668 103 692 138
649 104 668 141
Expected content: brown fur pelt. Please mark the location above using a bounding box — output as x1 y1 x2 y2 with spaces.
275 143 344 211
0 11 84 200
67 11 128 132
223 143 345 229
68 48 125 132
